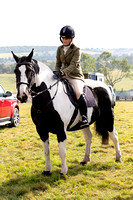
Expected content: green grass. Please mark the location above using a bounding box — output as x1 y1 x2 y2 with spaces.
0 53 29 58
0 102 133 200
0 74 16 94
114 77 133 91
0 53 12 58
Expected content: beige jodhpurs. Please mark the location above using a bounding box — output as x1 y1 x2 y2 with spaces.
66 77 84 99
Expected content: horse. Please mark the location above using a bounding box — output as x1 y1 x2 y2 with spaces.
12 49 121 176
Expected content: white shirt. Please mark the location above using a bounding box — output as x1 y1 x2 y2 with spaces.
63 46 70 55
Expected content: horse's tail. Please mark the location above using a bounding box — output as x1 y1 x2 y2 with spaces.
93 87 114 144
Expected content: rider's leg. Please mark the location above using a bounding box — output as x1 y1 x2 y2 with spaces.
66 78 89 127
77 93 89 126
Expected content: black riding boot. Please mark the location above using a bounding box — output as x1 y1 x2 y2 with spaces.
77 94 89 128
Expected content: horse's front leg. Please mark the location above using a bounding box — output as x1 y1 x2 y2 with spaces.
42 138 52 176
58 139 68 175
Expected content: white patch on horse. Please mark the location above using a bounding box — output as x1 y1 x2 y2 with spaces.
81 127 92 163
19 65 28 98
58 140 68 174
108 127 121 162
35 62 53 87
43 139 51 171
52 82 75 128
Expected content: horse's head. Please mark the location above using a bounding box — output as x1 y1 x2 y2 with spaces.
12 49 36 103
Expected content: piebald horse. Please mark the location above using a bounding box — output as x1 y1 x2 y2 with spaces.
12 49 121 175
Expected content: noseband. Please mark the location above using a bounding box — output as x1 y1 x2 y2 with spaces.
17 82 30 87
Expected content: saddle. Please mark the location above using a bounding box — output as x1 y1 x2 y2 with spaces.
60 78 96 108
60 78 97 131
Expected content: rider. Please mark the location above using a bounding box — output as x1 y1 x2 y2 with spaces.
53 25 89 127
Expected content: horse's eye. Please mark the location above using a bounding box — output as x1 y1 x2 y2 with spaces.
26 68 30 75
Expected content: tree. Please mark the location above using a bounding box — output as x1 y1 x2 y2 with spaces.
96 51 133 88
81 53 96 72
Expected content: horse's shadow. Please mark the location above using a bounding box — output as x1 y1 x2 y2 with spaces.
0 162 87 199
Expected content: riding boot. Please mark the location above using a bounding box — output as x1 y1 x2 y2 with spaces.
77 94 89 128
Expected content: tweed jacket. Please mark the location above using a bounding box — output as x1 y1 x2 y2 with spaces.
55 44 84 81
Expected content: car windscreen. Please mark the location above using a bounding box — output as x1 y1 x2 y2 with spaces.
0 85 5 97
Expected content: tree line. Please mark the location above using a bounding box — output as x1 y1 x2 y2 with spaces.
81 51 133 88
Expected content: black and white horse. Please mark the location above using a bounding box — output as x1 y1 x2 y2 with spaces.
12 49 121 175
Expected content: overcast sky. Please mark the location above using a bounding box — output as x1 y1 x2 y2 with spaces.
1 0 133 49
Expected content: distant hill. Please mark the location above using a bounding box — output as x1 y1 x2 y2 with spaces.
1 46 133 56
81 48 133 57
0 46 58 54
0 46 58 64
0 46 133 65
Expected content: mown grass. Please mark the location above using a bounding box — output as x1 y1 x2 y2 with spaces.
0 102 133 200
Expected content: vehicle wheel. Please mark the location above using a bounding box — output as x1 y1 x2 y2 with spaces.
11 108 20 127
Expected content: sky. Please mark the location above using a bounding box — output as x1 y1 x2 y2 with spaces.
1 0 133 49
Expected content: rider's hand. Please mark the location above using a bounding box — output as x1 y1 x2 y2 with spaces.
53 71 62 79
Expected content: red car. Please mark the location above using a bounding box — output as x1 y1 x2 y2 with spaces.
0 84 19 127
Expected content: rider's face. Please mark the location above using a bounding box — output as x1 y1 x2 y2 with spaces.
61 37 72 46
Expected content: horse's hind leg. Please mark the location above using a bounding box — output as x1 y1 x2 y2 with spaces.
108 126 122 162
80 127 92 165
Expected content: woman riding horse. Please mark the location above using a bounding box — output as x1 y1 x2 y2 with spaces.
54 25 89 128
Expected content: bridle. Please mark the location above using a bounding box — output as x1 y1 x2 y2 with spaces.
15 61 32 88
15 61 60 103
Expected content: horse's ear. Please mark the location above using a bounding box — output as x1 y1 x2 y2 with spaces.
11 51 19 63
26 48 34 62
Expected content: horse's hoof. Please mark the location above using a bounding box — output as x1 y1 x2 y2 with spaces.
60 173 66 180
42 170 52 176
80 161 87 166
115 159 122 163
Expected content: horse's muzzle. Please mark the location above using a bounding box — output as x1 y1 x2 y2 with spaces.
17 92 28 103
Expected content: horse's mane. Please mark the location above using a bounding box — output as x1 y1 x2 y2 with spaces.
34 59 53 75
32 59 40 74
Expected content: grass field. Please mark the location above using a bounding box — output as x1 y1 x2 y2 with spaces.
114 77 133 91
0 74 16 94
0 53 29 59
0 102 133 200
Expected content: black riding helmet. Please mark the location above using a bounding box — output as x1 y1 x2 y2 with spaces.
60 25 75 39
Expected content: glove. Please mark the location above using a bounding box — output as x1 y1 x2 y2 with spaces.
53 71 62 79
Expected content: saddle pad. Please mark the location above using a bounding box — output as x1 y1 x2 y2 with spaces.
61 78 96 108
83 85 96 107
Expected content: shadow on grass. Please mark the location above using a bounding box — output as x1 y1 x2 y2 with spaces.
0 164 86 199
0 170 59 199
0 161 122 199
0 125 10 130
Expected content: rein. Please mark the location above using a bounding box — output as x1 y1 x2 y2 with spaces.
30 80 59 99
17 79 59 113
31 80 59 113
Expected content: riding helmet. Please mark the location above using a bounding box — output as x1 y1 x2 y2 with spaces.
60 25 75 38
